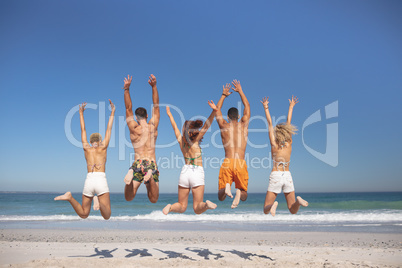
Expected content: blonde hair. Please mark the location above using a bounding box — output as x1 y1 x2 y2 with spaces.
90 133 102 143
274 123 297 147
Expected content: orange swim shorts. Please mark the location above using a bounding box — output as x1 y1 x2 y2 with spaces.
218 158 249 191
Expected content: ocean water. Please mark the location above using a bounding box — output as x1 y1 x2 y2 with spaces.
0 192 401 233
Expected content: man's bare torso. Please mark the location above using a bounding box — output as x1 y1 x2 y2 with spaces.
220 121 248 159
130 122 158 162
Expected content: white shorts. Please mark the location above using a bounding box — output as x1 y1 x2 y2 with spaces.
178 165 205 189
267 171 295 194
82 172 110 197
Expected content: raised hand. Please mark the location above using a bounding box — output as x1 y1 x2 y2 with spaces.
123 75 132 90
222 83 232 97
148 74 157 87
208 100 218 111
166 106 172 116
109 99 115 112
289 95 299 107
231 79 242 92
79 102 87 113
260 97 269 108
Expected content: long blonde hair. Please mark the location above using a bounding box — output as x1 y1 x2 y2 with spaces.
274 123 297 147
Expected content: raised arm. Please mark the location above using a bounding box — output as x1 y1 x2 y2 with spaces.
148 74 160 128
123 75 137 129
287 95 299 124
194 100 218 142
79 102 90 148
215 83 232 128
232 79 250 124
102 99 115 148
261 97 277 148
166 106 182 145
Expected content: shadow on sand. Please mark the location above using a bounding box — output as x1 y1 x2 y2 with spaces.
69 247 117 258
185 247 224 260
125 248 153 258
222 249 274 261
154 248 195 261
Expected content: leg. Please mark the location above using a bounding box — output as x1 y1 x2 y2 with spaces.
163 186 190 214
145 179 159 203
54 192 92 219
240 190 248 201
97 193 111 220
124 169 134 185
124 180 142 201
263 191 278 216
192 185 217 214
218 183 233 201
284 192 308 214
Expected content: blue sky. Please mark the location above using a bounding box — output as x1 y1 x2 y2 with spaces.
0 0 401 194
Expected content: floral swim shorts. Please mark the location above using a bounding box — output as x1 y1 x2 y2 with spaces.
130 159 159 183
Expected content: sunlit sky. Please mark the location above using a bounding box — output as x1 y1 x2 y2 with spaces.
0 0 401 194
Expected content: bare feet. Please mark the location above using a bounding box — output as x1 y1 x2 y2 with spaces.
162 204 172 215
270 201 278 216
205 200 217 210
225 183 233 198
297 196 309 207
231 189 241 209
54 192 72 201
124 169 134 185
144 170 152 183
93 196 100 211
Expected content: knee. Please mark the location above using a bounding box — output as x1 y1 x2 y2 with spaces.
218 192 226 201
125 196 134 202
79 214 89 219
149 196 159 203
240 192 248 201
193 204 201 214
180 205 187 213
103 214 111 220
289 208 297 214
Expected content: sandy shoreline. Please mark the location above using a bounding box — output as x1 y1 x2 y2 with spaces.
1 229 401 267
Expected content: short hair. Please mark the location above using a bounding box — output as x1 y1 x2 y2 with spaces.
135 107 148 120
227 107 239 120
90 133 102 143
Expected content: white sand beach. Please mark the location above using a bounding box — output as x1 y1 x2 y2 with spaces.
1 229 401 267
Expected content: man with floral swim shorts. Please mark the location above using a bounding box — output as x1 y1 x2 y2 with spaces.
215 80 250 209
122 74 161 203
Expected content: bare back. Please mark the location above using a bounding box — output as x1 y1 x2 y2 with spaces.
271 140 292 172
219 121 248 159
180 141 203 166
129 121 158 161
84 146 107 173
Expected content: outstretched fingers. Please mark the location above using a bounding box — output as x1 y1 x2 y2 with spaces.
148 74 156 86
260 97 269 106
208 100 217 111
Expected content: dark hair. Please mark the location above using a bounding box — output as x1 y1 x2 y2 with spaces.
227 107 239 120
183 120 204 145
135 107 148 120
